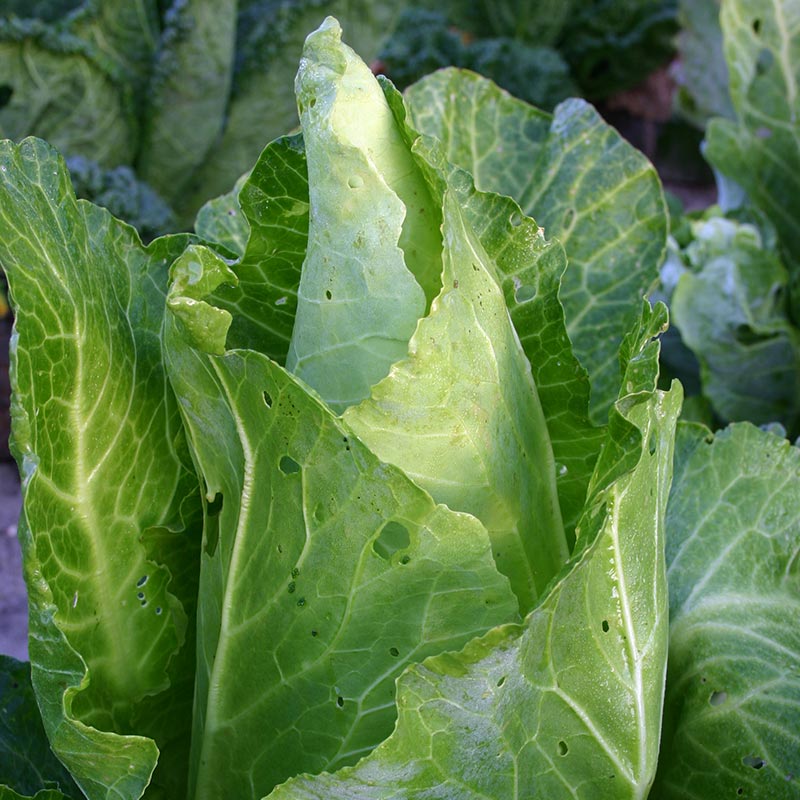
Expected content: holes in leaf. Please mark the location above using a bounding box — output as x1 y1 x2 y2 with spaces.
372 520 410 560
743 755 766 770
389 647 400 657
137 592 145 601
297 597 306 607
709 690 728 706
557 740 569 756
136 575 148 588
752 18 762 34
336 695 345 708
601 619 610 633
207 492 223 517
325 290 332 300
288 582 296 594
737 789 743 796
514 284 536 304
204 492 223 556
756 47 774 76
563 207 576 230
348 175 364 189
648 433 656 456
155 606 162 615
275 296 288 306
311 629 318 637
509 211 522 228
263 391 273 408
496 676 506 687
400 554 411 565
279 455 301 475
0 85 12 109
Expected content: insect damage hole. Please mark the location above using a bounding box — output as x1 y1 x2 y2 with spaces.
263 391 273 408
557 740 569 756
0 85 12 109
743 755 766 770
279 455 301 475
514 284 536 304
601 619 610 633
372 520 410 560
709 690 728 706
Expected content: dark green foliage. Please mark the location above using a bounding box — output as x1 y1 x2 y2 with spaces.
66 156 176 240
0 657 79 798
559 0 679 98
465 37 577 110
378 8 575 110
375 9 466 89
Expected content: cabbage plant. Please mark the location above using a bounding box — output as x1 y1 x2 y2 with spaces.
0 12 797 800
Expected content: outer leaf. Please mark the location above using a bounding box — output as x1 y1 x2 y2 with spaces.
654 423 800 798
138 0 237 207
268 324 681 800
674 0 734 127
406 70 667 422
67 0 160 103
0 19 135 166
705 0 800 315
0 138 201 800
165 249 519 800
0 656 79 798
286 18 441 413
670 215 800 431
345 187 567 613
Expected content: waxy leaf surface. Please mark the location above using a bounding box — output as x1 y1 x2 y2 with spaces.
406 70 668 422
165 248 518 800
654 423 800 798
269 314 680 800
0 138 201 800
